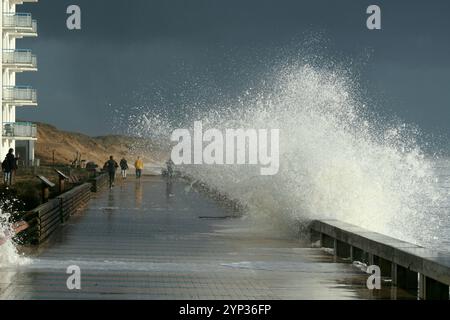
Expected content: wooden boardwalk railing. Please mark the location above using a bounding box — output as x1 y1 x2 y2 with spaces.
89 173 108 192
16 174 108 244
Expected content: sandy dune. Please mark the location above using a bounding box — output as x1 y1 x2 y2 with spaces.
34 122 166 168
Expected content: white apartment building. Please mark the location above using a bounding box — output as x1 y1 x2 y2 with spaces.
0 0 37 166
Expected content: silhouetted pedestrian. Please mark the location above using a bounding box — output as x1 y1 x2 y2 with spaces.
2 148 17 186
104 155 119 189
166 158 175 179
120 158 128 179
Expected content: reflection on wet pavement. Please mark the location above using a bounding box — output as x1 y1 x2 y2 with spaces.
0 176 416 300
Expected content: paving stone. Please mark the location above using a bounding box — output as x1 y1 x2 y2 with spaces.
0 177 416 300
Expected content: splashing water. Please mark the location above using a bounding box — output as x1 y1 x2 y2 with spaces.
124 63 447 249
0 207 30 268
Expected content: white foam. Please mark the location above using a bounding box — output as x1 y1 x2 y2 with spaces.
125 63 447 249
0 209 31 268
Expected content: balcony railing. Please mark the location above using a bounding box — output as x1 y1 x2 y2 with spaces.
10 0 38 4
2 13 37 35
2 122 37 139
3 86 37 105
2 49 37 70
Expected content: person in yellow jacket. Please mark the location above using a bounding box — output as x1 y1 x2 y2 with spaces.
135 156 144 178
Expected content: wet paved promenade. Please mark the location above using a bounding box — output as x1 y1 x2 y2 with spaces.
0 176 411 299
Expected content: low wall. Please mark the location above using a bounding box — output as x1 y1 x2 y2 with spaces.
89 173 108 192
18 174 108 244
309 219 450 300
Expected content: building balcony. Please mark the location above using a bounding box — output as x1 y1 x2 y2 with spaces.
2 122 37 140
10 0 38 4
2 13 37 37
2 49 37 71
2 86 37 106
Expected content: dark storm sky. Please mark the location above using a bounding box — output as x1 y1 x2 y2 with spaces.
17 0 450 142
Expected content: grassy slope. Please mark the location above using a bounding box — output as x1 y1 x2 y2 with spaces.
35 122 166 167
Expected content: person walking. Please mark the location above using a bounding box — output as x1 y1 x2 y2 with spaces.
120 157 128 179
2 148 17 186
135 156 144 178
104 155 119 189
166 158 175 179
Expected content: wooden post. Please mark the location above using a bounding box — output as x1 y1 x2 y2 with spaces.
310 230 322 248
391 263 398 286
36 175 55 204
41 185 50 203
55 169 69 194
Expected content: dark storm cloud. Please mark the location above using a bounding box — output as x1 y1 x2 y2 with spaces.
16 0 450 142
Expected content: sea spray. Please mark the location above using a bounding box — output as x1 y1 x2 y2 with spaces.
0 201 30 267
123 63 447 248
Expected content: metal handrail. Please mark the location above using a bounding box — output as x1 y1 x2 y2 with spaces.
2 122 37 138
2 13 37 33
2 86 37 103
2 50 37 67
